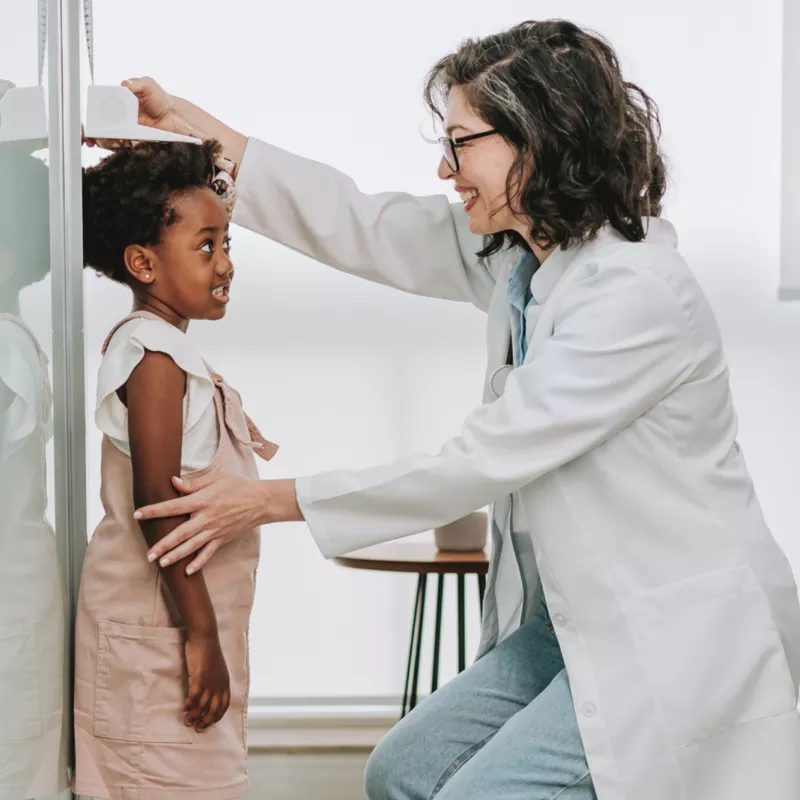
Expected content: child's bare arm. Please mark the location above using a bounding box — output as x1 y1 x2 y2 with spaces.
126 350 230 731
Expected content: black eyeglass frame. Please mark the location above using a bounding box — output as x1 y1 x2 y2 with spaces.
438 129 500 172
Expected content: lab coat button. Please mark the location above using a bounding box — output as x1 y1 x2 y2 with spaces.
581 702 597 718
553 613 567 627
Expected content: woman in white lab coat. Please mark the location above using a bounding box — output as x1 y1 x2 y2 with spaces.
125 19 800 800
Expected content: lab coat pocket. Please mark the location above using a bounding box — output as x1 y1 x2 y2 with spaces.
621 565 797 750
0 621 42 742
93 620 193 744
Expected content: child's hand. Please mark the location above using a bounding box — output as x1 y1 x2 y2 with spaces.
184 632 231 731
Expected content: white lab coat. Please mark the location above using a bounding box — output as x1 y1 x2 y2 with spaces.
233 137 800 800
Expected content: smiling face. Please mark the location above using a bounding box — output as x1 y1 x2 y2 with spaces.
125 187 234 321
437 85 527 239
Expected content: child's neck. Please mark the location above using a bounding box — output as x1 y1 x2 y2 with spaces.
132 295 190 333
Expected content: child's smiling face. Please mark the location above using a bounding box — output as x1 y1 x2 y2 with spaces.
125 187 234 321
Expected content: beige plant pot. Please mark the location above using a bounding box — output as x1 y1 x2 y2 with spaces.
434 511 488 552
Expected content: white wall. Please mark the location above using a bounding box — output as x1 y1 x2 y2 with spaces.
16 0 800 702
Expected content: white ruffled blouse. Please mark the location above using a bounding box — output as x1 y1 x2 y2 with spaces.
96 317 219 474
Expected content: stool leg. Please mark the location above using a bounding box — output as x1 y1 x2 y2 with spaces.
478 573 486 616
409 574 428 713
430 574 445 694
457 574 466 672
401 574 424 717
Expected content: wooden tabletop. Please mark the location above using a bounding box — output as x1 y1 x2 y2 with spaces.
334 541 489 575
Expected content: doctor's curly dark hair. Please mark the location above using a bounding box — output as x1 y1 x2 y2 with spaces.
82 139 222 285
424 19 667 257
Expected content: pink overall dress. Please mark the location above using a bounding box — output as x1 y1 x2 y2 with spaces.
73 312 277 800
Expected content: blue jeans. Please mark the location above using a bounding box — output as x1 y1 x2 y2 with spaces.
364 600 597 800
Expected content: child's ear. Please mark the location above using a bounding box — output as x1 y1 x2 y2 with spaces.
124 245 157 285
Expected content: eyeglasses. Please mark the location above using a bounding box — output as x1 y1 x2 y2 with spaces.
438 129 500 173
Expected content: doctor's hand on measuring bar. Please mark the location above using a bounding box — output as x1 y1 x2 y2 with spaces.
135 471 305 575
83 77 249 174
82 77 171 150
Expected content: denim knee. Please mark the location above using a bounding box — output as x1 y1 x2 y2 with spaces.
364 720 423 800
364 731 400 800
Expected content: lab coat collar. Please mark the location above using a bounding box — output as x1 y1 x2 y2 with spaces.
529 245 574 305
527 217 677 305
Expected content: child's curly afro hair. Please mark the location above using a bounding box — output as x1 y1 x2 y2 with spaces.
82 139 222 285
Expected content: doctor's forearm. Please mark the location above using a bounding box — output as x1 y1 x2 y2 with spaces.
167 95 248 174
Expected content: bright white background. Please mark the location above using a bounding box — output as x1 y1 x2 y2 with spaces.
6 0 800 704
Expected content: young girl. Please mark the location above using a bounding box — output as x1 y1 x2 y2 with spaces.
73 140 277 799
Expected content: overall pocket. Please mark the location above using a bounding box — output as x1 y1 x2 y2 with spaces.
93 620 193 744
621 565 797 749
0 621 42 742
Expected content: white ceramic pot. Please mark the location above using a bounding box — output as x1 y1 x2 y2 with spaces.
434 511 488 552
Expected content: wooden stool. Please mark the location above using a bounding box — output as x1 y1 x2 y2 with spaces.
334 542 489 717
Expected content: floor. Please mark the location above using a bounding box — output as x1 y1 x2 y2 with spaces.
244 750 372 800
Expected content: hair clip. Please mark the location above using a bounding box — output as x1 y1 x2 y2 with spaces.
210 154 237 219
